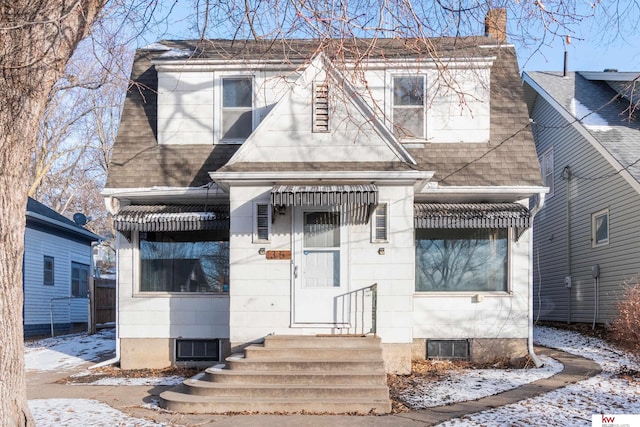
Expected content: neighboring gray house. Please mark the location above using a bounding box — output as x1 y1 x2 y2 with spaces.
523 70 640 325
24 197 101 337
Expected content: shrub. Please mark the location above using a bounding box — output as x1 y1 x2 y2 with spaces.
610 278 640 355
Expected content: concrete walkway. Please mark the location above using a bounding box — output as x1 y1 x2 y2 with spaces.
26 346 601 426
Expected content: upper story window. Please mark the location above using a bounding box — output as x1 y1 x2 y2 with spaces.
592 208 609 247
393 75 426 139
540 148 554 197
222 77 253 141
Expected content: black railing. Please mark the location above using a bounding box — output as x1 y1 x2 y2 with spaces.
335 283 377 335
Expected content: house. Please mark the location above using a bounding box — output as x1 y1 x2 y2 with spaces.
523 70 640 325
23 197 101 337
103 23 546 376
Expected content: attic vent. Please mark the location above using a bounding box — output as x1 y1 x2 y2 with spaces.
313 81 330 133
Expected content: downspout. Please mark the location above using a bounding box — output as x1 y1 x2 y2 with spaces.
528 192 546 368
91 237 120 369
565 166 572 324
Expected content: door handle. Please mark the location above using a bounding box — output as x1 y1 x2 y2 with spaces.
294 265 298 278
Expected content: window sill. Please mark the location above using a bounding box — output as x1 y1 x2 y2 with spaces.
133 292 229 298
413 291 512 297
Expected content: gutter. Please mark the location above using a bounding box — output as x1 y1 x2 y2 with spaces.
527 191 547 368
26 211 101 242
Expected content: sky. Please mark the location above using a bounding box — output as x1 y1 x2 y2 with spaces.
131 2 640 74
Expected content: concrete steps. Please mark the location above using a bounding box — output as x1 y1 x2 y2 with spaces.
160 335 391 414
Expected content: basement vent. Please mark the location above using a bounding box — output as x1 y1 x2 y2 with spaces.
176 339 220 362
313 81 330 132
426 339 470 360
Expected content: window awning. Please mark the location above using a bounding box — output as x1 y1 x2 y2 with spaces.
271 184 378 207
113 204 230 232
414 203 530 229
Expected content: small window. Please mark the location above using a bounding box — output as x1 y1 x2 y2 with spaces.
176 339 220 362
43 256 54 285
371 204 388 242
540 149 554 196
427 339 470 360
254 203 271 242
592 209 609 247
71 262 89 297
222 77 253 140
393 75 426 139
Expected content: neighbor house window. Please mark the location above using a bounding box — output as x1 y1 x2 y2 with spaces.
415 228 508 292
371 203 388 242
540 148 554 196
71 262 89 297
592 209 609 247
393 75 426 139
254 203 271 242
222 77 253 140
139 230 229 293
43 256 54 285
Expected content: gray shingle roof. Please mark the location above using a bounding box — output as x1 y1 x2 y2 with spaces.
525 71 640 182
106 38 541 190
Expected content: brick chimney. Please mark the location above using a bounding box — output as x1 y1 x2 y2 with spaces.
484 8 507 43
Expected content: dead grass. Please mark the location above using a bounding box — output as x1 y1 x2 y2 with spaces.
56 365 201 384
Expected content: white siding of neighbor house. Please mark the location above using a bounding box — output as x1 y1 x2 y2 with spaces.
530 93 640 324
116 232 230 340
412 222 532 340
228 185 417 346
23 227 91 328
156 63 491 147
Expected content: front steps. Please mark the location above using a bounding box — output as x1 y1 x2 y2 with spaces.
160 335 391 414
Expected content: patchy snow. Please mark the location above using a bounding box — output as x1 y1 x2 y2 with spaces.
25 329 115 372
571 98 613 131
158 48 194 59
437 326 640 426
85 375 185 387
25 326 640 426
141 42 172 51
28 399 166 427
399 354 563 408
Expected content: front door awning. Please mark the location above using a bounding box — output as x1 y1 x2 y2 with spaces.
113 204 230 232
271 184 378 207
414 203 531 229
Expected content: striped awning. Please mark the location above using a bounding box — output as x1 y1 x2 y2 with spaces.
414 203 530 229
113 204 229 232
271 184 378 207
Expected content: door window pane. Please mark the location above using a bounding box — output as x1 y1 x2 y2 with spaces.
304 212 340 247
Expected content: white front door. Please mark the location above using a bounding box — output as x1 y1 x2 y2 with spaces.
293 208 347 324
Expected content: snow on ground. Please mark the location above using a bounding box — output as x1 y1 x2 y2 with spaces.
438 326 640 426
25 326 640 426
25 329 116 372
28 398 165 427
399 354 562 409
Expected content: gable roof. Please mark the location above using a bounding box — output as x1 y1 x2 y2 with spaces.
26 197 100 243
523 71 640 186
106 38 541 191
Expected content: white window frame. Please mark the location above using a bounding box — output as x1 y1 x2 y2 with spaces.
371 203 389 243
592 208 609 247
253 202 271 243
390 74 427 140
540 148 554 197
217 74 255 144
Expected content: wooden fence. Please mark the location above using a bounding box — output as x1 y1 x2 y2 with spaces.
92 278 116 332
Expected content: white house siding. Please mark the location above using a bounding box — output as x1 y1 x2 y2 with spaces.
531 95 640 324
116 232 230 369
412 222 531 344
23 227 91 336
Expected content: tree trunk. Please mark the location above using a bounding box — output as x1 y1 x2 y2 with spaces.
0 2 105 425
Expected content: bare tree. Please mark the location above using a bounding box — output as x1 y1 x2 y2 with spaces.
0 2 108 424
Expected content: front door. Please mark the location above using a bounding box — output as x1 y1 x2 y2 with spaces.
293 208 347 324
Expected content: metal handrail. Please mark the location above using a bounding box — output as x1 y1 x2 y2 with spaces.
335 283 377 335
